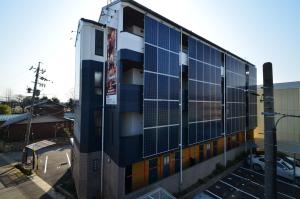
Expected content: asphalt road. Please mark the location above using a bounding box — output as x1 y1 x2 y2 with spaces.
36 145 71 186
0 144 71 199
203 166 300 199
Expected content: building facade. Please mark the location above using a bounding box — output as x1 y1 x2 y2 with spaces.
255 81 300 150
72 1 257 198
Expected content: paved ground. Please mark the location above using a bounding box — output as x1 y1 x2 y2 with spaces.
197 166 300 199
0 144 71 199
36 145 71 186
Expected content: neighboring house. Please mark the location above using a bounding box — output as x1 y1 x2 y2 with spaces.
73 1 257 199
255 81 300 151
0 100 73 142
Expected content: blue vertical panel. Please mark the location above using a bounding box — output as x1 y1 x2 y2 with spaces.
204 44 210 63
197 61 203 81
197 102 203 121
145 44 157 72
157 127 168 153
158 101 168 126
196 41 204 61
197 82 203 101
189 59 196 79
144 16 180 157
169 77 179 100
158 75 169 99
144 128 157 157
188 102 196 122
145 16 158 45
158 23 170 49
144 72 157 99
188 123 196 144
197 122 204 142
204 122 210 140
169 52 179 76
188 80 196 100
226 55 248 134
169 126 179 149
144 101 157 128
188 37 196 59
188 38 222 144
169 101 179 124
157 49 169 74
169 28 180 52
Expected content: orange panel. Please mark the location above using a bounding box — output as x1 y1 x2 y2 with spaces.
144 160 149 185
132 161 146 190
183 148 190 169
195 145 200 162
169 152 175 174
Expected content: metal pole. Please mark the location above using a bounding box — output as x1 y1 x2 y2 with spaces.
100 56 106 196
263 62 277 199
223 53 227 167
293 153 296 182
179 28 183 186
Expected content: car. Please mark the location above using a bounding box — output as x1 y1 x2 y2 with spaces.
247 154 300 184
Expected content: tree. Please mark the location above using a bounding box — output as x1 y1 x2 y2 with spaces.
51 97 60 104
40 96 48 101
67 98 74 112
0 104 12 114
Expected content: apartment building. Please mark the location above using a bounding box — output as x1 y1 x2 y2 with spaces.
72 1 257 198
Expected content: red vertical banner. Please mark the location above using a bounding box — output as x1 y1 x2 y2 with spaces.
106 27 117 105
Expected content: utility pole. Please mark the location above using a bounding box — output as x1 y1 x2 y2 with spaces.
22 62 49 164
263 62 277 199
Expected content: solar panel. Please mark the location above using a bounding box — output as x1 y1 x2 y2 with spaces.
188 37 222 145
225 55 247 134
143 16 180 157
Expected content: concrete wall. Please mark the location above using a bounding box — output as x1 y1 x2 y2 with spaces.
103 152 125 199
72 142 102 199
124 145 244 199
254 88 300 149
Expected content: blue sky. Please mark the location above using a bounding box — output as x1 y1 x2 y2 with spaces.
0 0 299 101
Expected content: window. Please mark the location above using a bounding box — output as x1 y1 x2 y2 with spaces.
95 29 104 56
94 71 103 95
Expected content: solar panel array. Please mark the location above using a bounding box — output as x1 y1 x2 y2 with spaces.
187 37 222 145
143 16 180 157
225 55 247 134
248 65 257 129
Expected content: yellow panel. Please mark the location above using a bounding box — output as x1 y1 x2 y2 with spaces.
132 161 146 190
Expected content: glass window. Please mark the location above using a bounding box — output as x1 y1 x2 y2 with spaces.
95 29 104 56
